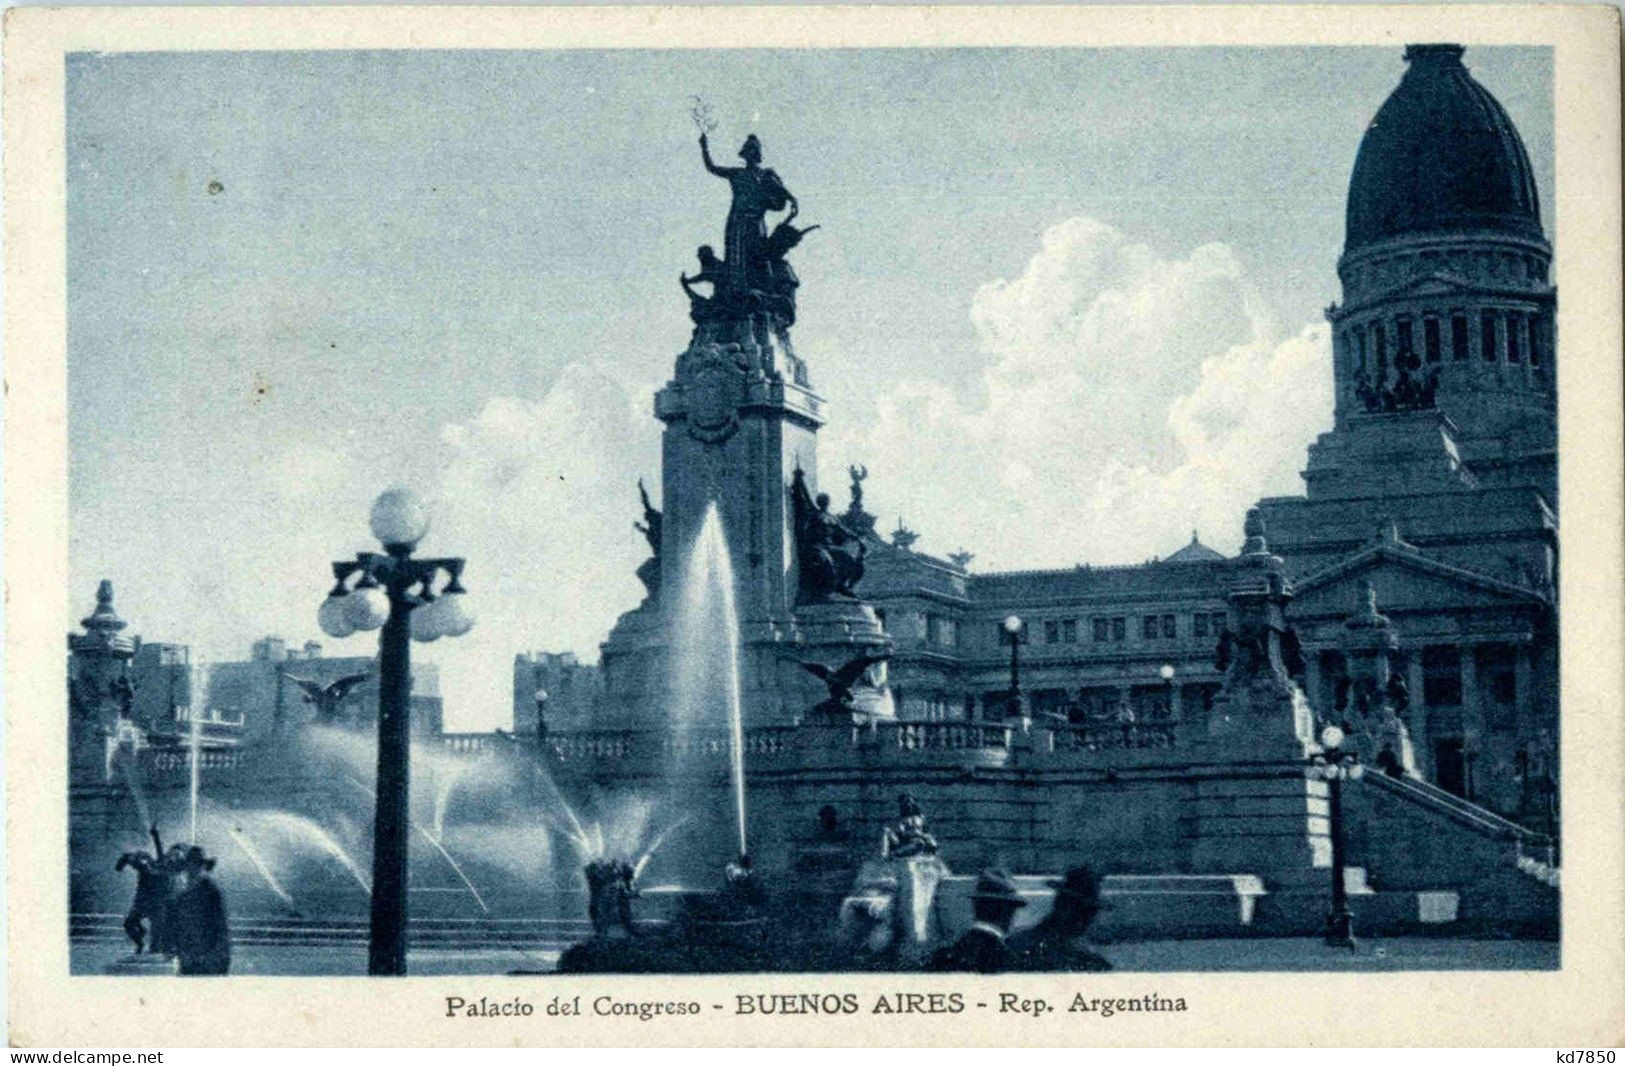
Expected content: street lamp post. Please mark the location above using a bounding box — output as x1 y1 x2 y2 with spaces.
317 488 475 976
1309 723 1362 949
1159 662 1176 721
1000 614 1027 718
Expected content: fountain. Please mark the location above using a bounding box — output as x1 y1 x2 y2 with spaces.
240 810 372 896
672 501 750 861
188 706 202 844
431 757 476 842
224 825 298 912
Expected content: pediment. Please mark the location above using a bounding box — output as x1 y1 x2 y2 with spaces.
1293 545 1546 619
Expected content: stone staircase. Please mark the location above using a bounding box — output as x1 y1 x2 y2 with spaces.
71 912 591 949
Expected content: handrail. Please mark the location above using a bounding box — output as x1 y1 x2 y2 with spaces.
1365 770 1550 844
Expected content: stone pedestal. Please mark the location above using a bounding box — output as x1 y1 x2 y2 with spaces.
1338 580 1421 776
793 601 894 720
599 308 893 729
1186 510 1325 881
836 854 950 967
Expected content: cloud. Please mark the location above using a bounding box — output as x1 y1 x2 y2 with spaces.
822 216 1333 568
411 364 661 731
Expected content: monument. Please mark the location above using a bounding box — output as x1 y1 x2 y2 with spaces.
598 129 893 732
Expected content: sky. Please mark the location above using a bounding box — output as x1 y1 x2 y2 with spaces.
66 46 1554 731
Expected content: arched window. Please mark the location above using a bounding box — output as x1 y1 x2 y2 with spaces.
1424 316 1442 363
1506 312 1523 363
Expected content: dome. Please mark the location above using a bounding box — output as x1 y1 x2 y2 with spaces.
1165 531 1225 564
1345 44 1544 254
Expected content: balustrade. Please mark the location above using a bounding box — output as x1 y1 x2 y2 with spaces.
441 733 503 754
877 721 1013 752
143 747 246 773
1047 721 1180 754
548 733 634 760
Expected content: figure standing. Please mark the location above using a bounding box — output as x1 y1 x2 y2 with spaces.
170 845 231 975
147 842 189 957
929 869 1026 973
113 825 167 954
700 132 796 295
1007 865 1113 972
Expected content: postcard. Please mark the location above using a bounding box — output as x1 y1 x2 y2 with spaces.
5 4 1622 1048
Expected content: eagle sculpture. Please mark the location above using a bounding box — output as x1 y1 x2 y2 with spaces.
285 671 372 723
790 650 891 718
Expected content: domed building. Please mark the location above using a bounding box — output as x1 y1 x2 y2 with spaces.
1330 43 1556 498
1258 43 1557 819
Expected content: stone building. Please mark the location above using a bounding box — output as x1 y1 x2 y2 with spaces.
512 650 602 735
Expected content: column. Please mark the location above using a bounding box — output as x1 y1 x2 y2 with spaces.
1407 649 1430 780
1459 642 1483 801
1514 643 1534 757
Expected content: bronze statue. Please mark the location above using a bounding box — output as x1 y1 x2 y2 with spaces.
284 671 372 724
634 478 662 556
791 649 891 718
632 479 664 597
790 467 867 602
679 245 727 322
881 792 939 859
700 132 796 296
584 858 638 938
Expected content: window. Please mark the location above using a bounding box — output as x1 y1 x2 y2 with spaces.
1374 322 1388 373
1194 613 1209 639
1506 312 1522 363
1162 614 1176 639
1143 615 1159 640
1529 313 1544 368
1112 617 1126 642
1062 619 1078 643
1421 646 1462 706
1397 317 1414 358
1211 611 1228 635
1481 311 1499 362
1451 313 1469 361
1093 618 1108 643
1424 317 1441 363
1354 325 1367 372
1044 620 1060 644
